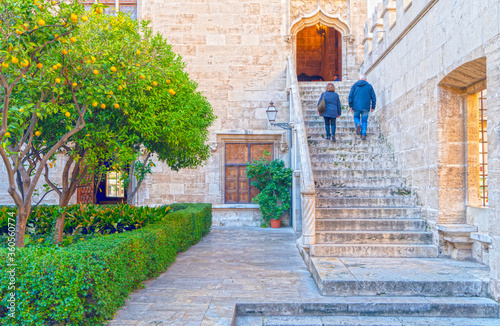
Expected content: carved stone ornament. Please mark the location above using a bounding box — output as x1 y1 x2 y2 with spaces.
209 142 219 152
280 142 289 153
344 34 355 43
291 0 349 22
284 34 292 43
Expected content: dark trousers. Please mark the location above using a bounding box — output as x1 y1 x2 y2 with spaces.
324 117 336 138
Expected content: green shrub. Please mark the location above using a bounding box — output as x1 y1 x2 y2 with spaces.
245 156 292 225
0 204 172 237
0 203 212 325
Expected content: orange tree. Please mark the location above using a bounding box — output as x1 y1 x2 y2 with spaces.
32 6 215 242
0 0 88 247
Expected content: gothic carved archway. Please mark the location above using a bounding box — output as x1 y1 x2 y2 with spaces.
289 1 352 81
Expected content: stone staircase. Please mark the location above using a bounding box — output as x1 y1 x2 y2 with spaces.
292 81 499 324
299 82 438 258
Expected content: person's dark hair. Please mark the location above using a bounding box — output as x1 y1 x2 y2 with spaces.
326 83 335 92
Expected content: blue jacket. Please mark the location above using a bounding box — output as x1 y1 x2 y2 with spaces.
317 91 342 118
348 80 376 111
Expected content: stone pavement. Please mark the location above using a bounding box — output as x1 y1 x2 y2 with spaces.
110 227 498 326
110 227 318 325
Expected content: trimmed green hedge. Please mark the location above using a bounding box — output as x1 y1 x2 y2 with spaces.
0 204 173 236
0 203 212 325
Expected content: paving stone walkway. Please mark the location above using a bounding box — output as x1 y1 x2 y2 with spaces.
110 227 498 326
110 227 320 325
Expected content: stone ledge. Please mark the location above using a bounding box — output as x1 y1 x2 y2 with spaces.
471 232 492 252
437 224 478 260
213 204 260 209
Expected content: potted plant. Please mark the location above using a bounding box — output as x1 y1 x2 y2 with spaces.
246 153 292 228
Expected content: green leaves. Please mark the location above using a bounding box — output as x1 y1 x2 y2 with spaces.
246 157 292 224
0 203 211 325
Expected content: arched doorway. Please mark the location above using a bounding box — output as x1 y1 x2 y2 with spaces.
296 24 342 82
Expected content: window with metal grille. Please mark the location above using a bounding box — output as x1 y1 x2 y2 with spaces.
82 1 137 20
479 90 488 207
106 171 125 198
225 143 273 204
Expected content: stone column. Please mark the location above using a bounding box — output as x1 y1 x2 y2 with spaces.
301 191 316 248
382 0 397 34
370 3 384 48
363 18 373 58
486 34 500 301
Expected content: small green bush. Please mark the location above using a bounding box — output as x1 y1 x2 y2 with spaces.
0 203 212 325
246 156 292 225
0 204 172 237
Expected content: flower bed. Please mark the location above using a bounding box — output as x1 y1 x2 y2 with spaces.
0 203 212 325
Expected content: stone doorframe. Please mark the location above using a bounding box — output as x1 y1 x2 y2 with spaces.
288 1 354 81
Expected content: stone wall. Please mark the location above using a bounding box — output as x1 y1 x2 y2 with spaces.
361 0 500 300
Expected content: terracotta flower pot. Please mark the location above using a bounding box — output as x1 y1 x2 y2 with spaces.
270 218 281 228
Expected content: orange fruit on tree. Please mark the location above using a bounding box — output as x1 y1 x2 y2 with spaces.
166 79 171 84
70 37 76 43
114 103 119 108
136 50 141 55
140 75 145 79
118 85 123 90
81 15 88 22
16 30 22 35
1 62 8 68
93 69 98 75
169 89 176 95
110 66 117 72
65 112 71 117
55 78 61 83
70 14 77 21
62 49 68 55
96 7 103 14
36 63 43 69
56 63 61 68
72 82 77 87
38 19 45 26
11 57 18 64
152 81 158 86
4 132 11 137
21 60 29 67
101 104 106 109
35 131 41 136
92 101 98 107
52 65 58 70
19 108 24 113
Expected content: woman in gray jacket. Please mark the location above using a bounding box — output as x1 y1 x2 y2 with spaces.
317 83 342 142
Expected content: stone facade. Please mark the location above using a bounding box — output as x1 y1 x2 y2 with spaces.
361 0 500 300
0 1 367 227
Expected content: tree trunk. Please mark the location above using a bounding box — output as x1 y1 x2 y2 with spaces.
15 208 30 247
54 195 71 244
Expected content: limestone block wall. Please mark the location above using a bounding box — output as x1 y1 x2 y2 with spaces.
361 0 500 300
137 0 292 226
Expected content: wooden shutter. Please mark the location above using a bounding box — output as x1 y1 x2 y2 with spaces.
225 143 273 204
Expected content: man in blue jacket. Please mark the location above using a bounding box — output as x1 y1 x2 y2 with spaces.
348 74 377 140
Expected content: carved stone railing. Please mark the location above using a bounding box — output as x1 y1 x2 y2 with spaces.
286 56 316 250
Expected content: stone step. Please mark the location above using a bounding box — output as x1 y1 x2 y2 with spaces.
235 297 497 318
315 197 415 208
316 187 411 198
309 144 390 154
316 207 422 219
314 169 401 179
312 160 398 170
310 152 394 162
307 133 383 144
310 243 439 258
316 219 427 231
316 231 433 244
306 127 379 136
315 177 407 188
305 120 380 129
235 315 500 326
310 258 491 297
